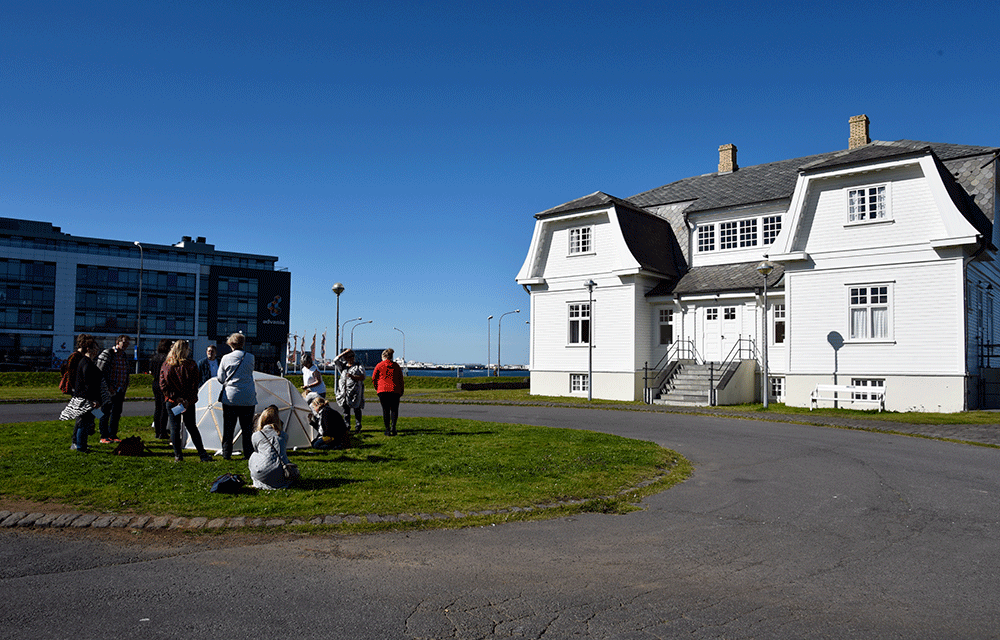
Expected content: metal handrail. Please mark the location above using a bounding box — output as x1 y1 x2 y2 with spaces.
644 339 703 403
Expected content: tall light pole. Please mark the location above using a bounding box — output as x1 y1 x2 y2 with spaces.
133 241 143 373
342 317 363 350
584 280 596 401
393 327 406 373
486 315 493 376
756 258 774 409
332 283 344 385
351 320 372 348
498 309 520 378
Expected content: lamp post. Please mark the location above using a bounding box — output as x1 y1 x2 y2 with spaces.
351 320 372 348
756 258 775 409
392 327 406 373
133 241 143 373
584 280 596 401
498 309 520 378
486 315 493 376
342 317 363 350
332 283 344 385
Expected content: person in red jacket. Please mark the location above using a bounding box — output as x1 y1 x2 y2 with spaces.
159 340 213 462
371 348 405 436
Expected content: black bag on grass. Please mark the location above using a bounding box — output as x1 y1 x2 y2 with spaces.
210 473 247 494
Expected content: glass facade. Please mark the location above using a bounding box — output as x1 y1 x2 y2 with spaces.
0 259 56 331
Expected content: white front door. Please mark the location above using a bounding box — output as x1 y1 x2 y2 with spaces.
702 305 740 362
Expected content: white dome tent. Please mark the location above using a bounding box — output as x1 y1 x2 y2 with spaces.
186 371 317 454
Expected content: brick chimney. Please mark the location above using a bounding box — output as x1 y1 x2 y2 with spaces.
718 143 738 173
848 114 870 149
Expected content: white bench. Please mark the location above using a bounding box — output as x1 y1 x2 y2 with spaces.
809 384 885 412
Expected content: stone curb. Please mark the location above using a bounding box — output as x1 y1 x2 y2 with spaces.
0 483 646 533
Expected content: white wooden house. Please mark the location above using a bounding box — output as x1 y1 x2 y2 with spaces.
516 116 1000 412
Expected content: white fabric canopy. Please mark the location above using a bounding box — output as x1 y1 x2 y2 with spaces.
186 371 316 454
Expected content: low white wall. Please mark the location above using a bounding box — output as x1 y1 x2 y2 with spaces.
530 370 642 402
786 374 966 413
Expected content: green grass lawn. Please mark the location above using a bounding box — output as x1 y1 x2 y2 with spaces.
0 415 690 524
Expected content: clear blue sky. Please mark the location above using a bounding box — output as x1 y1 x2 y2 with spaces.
4 0 999 365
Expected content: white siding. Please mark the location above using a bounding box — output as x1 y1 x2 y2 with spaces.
786 260 965 376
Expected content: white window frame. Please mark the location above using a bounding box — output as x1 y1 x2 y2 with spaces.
850 378 884 401
568 302 590 345
697 215 782 252
848 283 893 342
568 226 593 255
570 373 589 393
769 376 785 401
697 224 715 252
847 183 891 224
773 303 786 345
658 308 674 345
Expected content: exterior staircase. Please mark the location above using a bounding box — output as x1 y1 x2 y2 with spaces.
652 361 730 407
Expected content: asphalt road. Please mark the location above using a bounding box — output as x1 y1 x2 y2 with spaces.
2 403 999 639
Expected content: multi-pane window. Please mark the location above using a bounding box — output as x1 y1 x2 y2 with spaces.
724 307 736 320
773 303 786 344
570 373 589 393
568 303 590 344
769 376 785 401
762 216 781 245
697 224 715 252
0 259 56 331
216 276 259 338
75 265 196 335
706 308 718 321
739 219 757 247
849 285 890 340
569 226 592 254
719 221 738 250
658 309 673 345
848 185 888 222
851 378 884 400
698 215 781 252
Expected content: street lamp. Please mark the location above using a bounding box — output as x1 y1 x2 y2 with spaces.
487 315 493 376
332 283 344 384
756 258 775 409
342 317 363 350
351 320 372 348
392 327 406 373
498 309 520 377
584 280 596 401
133 241 143 373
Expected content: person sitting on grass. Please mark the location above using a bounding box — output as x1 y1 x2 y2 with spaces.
248 405 293 490
308 396 350 449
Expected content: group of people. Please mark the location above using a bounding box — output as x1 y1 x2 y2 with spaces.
300 347 405 439
60 332 406 491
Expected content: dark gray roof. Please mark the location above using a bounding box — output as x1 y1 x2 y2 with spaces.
646 261 784 298
628 140 998 216
533 191 682 278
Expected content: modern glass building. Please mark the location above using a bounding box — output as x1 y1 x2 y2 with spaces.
0 217 291 372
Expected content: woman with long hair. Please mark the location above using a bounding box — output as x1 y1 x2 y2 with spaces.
308 395 349 449
248 405 293 489
159 340 213 462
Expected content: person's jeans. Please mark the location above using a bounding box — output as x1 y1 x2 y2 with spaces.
73 411 94 450
99 389 126 439
222 404 255 458
167 401 208 460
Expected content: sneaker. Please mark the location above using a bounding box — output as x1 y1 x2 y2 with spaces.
199 454 214 462
100 438 113 444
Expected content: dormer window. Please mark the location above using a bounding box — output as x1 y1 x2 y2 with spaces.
848 184 889 223
568 226 592 254
697 214 780 252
